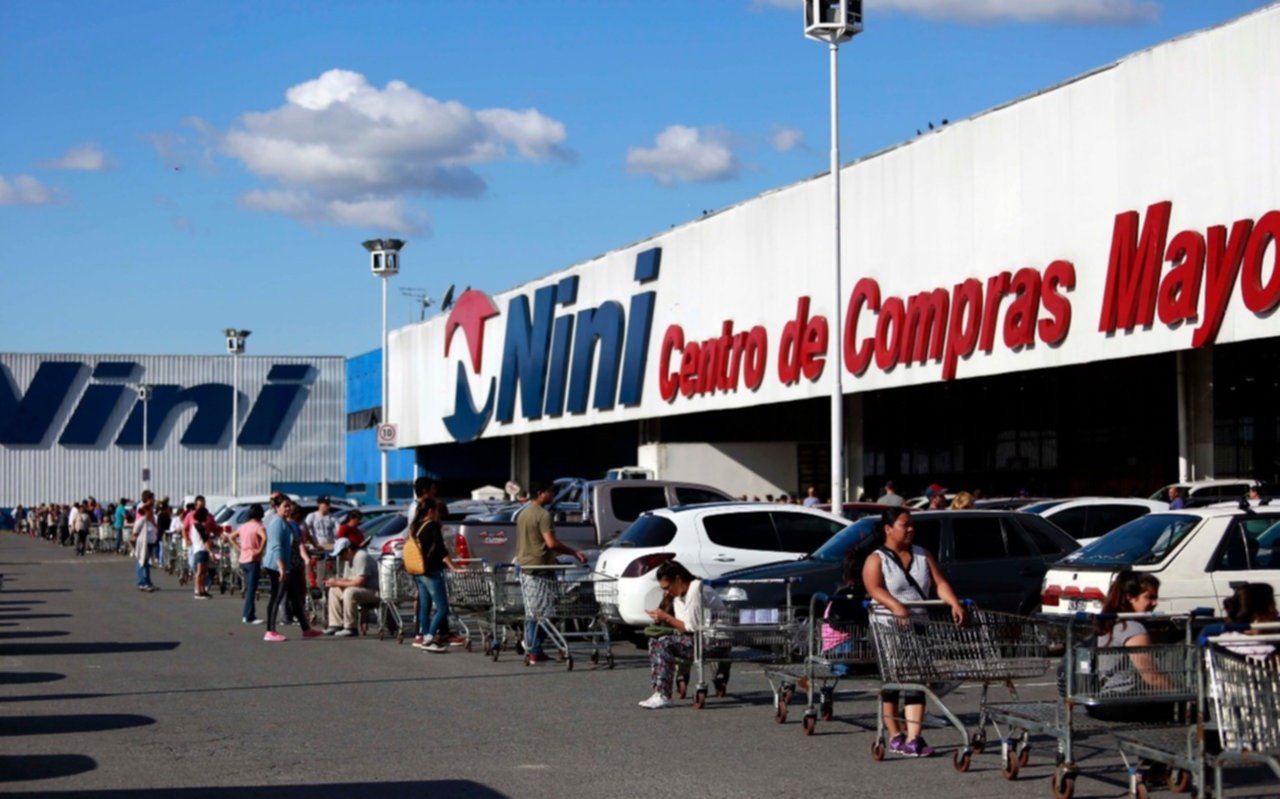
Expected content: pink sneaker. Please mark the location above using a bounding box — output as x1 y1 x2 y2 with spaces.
263 631 287 642
302 629 324 639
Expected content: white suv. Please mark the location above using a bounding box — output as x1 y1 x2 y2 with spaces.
1149 479 1261 507
593 502 847 627
1024 497 1168 545
1040 507 1280 615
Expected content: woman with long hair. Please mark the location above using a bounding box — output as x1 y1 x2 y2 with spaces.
233 504 267 625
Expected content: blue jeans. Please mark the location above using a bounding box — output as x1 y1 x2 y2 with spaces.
135 560 152 587
414 571 449 640
241 562 261 621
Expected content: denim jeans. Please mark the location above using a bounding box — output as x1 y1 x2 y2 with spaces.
414 571 449 640
241 562 261 621
135 559 152 587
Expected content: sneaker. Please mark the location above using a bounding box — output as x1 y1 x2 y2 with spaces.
323 627 341 636
411 635 427 649
887 734 908 755
423 642 447 653
263 631 287 642
900 737 934 758
193 593 211 600
249 619 265 625
302 629 324 639
334 628 358 637
638 692 672 709
447 635 467 647
527 653 551 664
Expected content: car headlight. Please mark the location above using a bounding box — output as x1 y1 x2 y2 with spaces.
719 586 747 602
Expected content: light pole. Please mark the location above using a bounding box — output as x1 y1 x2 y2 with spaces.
224 329 251 496
138 383 153 495
362 238 405 505
804 0 863 508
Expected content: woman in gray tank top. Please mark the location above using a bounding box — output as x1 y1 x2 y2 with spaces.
863 507 966 758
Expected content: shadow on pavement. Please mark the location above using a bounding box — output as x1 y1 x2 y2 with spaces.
0 613 73 621
0 754 97 782
0 641 180 657
2 780 509 798
0 713 155 737
0 589 72 594
0 630 70 640
0 693 104 705
0 599 45 605
0 672 66 685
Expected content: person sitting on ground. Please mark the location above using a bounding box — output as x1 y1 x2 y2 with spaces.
323 537 380 637
638 560 727 709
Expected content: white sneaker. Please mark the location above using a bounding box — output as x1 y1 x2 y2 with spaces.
638 692 672 709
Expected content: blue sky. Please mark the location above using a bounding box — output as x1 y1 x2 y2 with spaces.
0 0 1270 358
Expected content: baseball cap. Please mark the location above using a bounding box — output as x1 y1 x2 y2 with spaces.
925 483 947 497
329 538 353 559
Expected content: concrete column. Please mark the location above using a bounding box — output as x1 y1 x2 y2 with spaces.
1182 348 1215 480
846 393 865 502
509 434 531 494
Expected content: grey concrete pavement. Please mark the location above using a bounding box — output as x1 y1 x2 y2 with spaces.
0 532 1273 798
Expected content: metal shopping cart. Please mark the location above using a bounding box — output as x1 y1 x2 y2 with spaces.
1201 624 1280 797
869 601 1051 772
93 523 115 554
980 612 1202 799
374 554 417 643
519 564 615 670
442 559 491 651
762 589 879 733
690 578 805 709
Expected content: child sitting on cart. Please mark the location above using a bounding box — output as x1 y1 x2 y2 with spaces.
638 560 726 710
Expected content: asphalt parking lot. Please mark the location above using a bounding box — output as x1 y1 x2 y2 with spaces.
1 533 1275 798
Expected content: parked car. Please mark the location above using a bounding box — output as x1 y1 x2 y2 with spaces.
1149 478 1261 507
593 502 848 627
1040 507 1280 615
975 497 1054 510
817 502 891 522
714 510 1080 616
1028 497 1168 545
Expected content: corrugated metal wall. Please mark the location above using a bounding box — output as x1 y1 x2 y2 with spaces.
0 353 343 505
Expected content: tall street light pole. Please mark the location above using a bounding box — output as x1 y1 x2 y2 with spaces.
362 238 405 505
138 383 153 496
804 0 863 508
224 329 250 496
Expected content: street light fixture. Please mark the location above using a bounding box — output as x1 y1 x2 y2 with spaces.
362 238 405 505
138 383 153 495
804 0 863 509
224 329 250 496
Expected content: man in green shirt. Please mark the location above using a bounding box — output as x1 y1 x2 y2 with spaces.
516 483 586 662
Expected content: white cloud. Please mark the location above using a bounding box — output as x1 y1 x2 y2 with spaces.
626 125 740 185
770 125 806 153
0 174 59 206
39 143 113 171
204 69 570 230
752 0 1159 24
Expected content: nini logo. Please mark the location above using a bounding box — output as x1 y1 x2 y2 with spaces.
441 248 662 443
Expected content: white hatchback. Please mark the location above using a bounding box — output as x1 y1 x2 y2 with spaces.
593 502 847 627
1040 507 1280 615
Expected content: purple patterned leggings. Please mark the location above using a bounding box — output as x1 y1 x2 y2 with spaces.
649 634 694 698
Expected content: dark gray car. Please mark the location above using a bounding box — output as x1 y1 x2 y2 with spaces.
719 509 1079 615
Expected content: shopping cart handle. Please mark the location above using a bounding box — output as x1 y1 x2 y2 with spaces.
1188 607 1215 618
705 576 802 587
1198 623 1250 645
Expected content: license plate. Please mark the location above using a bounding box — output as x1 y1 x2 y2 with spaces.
1067 598 1088 611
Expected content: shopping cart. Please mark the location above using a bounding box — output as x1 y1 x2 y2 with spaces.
1200 623 1280 797
442 559 491 651
690 578 805 709
763 589 879 733
518 564 615 670
980 612 1202 799
213 538 237 595
373 554 417 643
868 600 1051 771
93 524 115 554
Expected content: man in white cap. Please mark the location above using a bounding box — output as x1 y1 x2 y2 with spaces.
323 538 380 637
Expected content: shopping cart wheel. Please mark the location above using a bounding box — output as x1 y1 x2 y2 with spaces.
1002 749 1020 780
802 713 816 736
606 654 615 670
1052 767 1076 799
1018 745 1031 768
590 651 599 664
774 699 788 724
465 640 473 652
220 581 227 595
1167 769 1191 794
952 749 972 773
969 730 987 754
565 657 574 671
676 678 688 699
780 685 794 706
524 654 533 667
1133 783 1149 799
871 739 886 762
491 647 501 662
396 631 404 645
692 689 707 709
714 681 727 698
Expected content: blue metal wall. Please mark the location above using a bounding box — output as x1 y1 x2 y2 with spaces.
346 348 416 502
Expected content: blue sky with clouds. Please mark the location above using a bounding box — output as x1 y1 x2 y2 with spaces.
0 0 1270 357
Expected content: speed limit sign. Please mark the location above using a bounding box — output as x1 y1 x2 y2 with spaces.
376 423 398 450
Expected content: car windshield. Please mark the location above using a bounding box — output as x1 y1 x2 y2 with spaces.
1060 513 1199 566
363 511 407 538
810 518 878 562
1021 500 1067 514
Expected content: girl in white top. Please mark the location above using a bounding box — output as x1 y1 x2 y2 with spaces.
637 560 726 709
131 496 158 592
863 507 965 758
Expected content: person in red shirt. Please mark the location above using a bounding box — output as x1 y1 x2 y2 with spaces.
335 510 365 549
